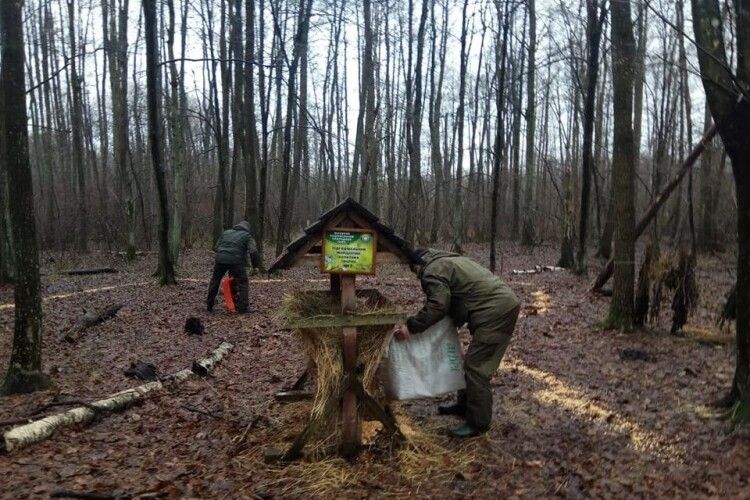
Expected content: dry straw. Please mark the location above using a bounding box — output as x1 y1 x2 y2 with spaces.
277 290 397 421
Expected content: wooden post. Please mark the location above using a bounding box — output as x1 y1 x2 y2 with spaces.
339 274 360 456
330 273 341 294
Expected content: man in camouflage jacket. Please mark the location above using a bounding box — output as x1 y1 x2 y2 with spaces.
206 221 262 313
394 248 521 437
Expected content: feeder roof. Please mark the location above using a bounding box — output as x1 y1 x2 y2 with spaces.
268 197 416 272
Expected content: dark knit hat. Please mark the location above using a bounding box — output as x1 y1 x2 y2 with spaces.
411 247 429 264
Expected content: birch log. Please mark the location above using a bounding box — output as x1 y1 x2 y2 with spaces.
192 341 234 375
3 341 233 452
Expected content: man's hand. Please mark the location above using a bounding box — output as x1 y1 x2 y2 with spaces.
392 324 411 342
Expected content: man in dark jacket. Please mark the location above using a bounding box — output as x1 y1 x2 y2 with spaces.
206 221 262 313
393 248 521 438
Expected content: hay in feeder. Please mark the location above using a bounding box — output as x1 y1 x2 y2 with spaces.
277 289 399 439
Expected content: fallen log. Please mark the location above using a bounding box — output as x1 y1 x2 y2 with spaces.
0 400 88 428
3 341 233 452
192 341 234 375
64 267 119 276
62 304 124 343
591 122 718 291
3 381 165 452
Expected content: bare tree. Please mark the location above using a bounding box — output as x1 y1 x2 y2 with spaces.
404 0 429 242
452 0 470 253
166 0 186 263
607 0 636 328
1 0 51 394
490 0 511 272
690 0 750 424
429 0 448 243
576 0 607 273
143 0 176 284
275 0 314 255
521 0 537 246
67 0 87 252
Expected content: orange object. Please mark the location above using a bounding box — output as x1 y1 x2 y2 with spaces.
222 276 237 314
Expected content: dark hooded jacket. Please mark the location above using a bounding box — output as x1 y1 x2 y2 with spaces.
215 221 262 267
406 250 520 334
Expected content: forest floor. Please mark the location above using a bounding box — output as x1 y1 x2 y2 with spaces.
0 243 748 498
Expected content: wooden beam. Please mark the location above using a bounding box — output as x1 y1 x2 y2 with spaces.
286 313 406 329
330 274 341 293
339 275 360 456
275 391 313 402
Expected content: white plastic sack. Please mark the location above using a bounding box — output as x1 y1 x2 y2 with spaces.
381 317 465 400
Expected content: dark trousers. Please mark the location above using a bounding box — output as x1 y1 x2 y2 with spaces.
207 263 249 313
459 304 520 430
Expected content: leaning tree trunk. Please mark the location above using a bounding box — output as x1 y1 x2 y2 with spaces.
0 0 51 395
143 0 176 285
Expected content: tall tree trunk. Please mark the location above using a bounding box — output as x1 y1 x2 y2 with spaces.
631 2 647 233
220 0 233 228
106 0 135 260
429 0 447 244
67 0 87 252
206 0 226 244
404 0 428 242
244 0 260 241
39 4 59 250
166 0 186 263
452 0 470 253
510 20 525 242
608 0 636 328
289 5 310 225
143 0 176 285
0 0 51 394
256 0 268 261
490 0 510 272
576 0 606 273
676 0 695 253
699 106 716 250
690 0 750 423
274 0 313 255
358 0 378 212
521 0 537 247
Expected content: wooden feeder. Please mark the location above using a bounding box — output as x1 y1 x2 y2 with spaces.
267 198 416 461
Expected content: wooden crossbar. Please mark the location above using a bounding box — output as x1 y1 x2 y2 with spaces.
286 313 405 329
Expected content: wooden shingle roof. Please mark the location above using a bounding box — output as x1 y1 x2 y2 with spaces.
268 197 416 272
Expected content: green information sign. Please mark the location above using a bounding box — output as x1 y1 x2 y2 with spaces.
322 229 377 274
